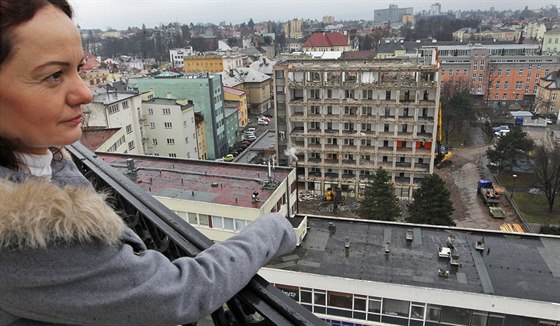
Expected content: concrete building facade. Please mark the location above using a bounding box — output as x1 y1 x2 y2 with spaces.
543 29 560 55
374 5 413 24
534 70 560 115
84 91 145 155
141 98 198 159
273 56 440 200
131 76 228 160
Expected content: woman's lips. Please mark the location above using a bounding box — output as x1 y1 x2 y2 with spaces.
63 114 83 125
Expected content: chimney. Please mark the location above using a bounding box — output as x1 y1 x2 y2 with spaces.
126 158 137 174
229 69 234 77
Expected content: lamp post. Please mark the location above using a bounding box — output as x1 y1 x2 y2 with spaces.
512 174 517 198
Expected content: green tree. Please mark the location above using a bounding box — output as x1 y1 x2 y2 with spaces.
357 168 401 221
486 126 535 172
406 174 455 226
440 88 475 143
247 18 255 30
534 145 560 213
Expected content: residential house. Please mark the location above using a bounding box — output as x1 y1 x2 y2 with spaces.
219 68 272 115
302 32 352 52
534 70 560 116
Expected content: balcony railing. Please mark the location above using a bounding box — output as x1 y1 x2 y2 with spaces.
67 143 324 326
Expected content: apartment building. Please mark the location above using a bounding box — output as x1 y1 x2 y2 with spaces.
220 68 272 115
195 113 208 160
273 56 440 200
534 70 560 116
374 4 413 24
142 98 198 159
131 75 228 160
169 47 193 69
542 29 560 55
84 91 145 155
431 43 560 105
223 86 249 127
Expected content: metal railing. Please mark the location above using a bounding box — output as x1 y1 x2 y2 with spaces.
67 143 324 326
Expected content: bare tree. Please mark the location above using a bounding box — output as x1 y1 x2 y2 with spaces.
534 145 560 212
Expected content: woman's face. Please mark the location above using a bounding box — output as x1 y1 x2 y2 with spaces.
0 5 93 155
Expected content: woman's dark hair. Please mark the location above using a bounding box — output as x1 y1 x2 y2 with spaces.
0 0 72 170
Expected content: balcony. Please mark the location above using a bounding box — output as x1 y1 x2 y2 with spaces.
67 143 323 326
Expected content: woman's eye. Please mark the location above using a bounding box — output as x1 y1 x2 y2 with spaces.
46 71 63 82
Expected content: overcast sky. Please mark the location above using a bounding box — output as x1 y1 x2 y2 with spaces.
68 0 557 30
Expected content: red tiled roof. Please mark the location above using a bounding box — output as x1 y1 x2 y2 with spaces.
303 32 349 48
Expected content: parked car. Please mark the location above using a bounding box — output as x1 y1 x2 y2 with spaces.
245 127 256 133
244 131 256 137
223 154 235 162
257 118 269 125
244 134 257 141
258 115 271 121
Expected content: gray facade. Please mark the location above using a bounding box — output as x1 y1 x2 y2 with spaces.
374 5 413 24
273 57 440 200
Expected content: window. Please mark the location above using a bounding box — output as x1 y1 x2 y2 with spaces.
495 81 500 89
506 69 510 76
497 69 502 76
168 153 177 158
518 69 524 76
167 138 175 145
164 122 172 128
128 141 135 150
150 122 155 129
515 81 523 90
163 108 171 115
504 81 509 90
362 90 373 99
276 71 284 79
345 89 354 99
122 101 129 109
108 104 119 114
503 94 507 100
152 139 157 145
148 108 153 115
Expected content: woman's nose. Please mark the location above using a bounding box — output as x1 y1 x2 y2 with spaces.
68 74 93 106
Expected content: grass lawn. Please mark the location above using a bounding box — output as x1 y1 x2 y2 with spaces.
497 172 559 225
512 192 560 225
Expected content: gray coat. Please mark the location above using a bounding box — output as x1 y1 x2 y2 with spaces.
0 158 296 325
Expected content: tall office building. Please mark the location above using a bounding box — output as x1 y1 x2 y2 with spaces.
374 4 414 24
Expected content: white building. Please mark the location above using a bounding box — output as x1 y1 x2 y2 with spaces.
84 90 145 155
95 153 304 244
169 47 194 69
142 98 199 159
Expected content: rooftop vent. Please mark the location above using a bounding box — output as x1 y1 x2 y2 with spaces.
328 222 336 234
126 158 137 174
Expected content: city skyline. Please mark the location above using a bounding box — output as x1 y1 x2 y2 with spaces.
69 0 557 30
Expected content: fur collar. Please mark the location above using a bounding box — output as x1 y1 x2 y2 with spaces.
0 177 125 249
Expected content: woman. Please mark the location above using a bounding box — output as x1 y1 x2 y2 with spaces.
0 1 296 325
